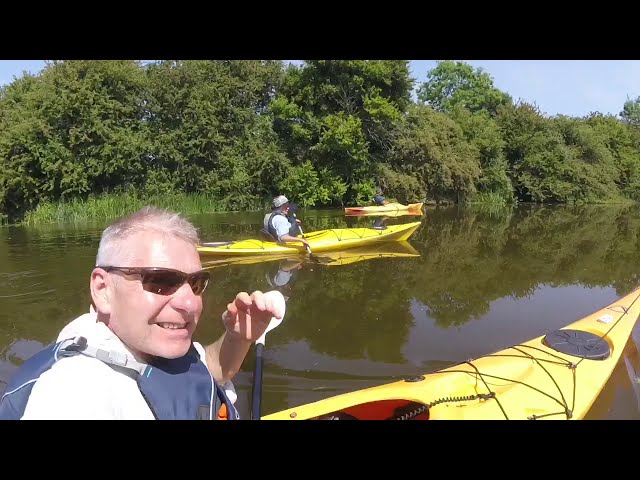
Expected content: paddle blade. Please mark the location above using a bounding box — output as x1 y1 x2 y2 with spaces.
255 290 286 346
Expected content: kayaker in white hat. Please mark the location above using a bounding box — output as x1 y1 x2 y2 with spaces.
262 195 311 252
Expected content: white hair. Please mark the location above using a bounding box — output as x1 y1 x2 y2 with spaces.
95 206 200 266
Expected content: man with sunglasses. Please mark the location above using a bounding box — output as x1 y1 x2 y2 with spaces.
0 206 286 420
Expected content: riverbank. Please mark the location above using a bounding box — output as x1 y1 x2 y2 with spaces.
6 191 635 227
18 192 261 226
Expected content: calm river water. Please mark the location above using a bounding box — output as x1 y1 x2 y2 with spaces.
2 203 640 419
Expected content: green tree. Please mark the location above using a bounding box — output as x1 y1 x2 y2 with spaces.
417 61 512 116
391 104 481 203
143 60 288 208
620 96 640 126
450 105 513 202
272 60 414 205
0 60 150 221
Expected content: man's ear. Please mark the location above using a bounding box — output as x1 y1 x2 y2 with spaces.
90 268 112 315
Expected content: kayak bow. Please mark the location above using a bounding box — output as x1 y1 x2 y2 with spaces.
263 287 640 420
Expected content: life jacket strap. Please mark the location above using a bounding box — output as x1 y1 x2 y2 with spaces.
57 336 149 375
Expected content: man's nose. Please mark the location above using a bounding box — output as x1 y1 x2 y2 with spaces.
171 282 201 313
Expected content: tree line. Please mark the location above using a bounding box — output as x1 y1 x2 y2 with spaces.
2 60 640 222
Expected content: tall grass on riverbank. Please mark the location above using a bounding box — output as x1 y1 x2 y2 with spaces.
465 192 512 206
21 192 256 225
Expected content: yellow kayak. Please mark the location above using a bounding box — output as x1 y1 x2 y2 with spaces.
344 202 423 215
201 241 420 269
263 286 640 420
197 221 421 256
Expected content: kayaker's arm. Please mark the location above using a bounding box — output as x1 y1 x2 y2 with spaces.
280 233 311 250
204 332 252 384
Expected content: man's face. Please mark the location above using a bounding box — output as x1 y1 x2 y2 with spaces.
99 231 205 360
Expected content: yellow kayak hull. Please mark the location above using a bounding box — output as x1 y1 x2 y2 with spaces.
344 202 423 215
197 221 422 256
201 241 420 269
263 287 640 420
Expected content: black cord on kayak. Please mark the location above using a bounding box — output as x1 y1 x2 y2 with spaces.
387 393 498 420
425 392 495 409
389 402 429 420
385 292 640 421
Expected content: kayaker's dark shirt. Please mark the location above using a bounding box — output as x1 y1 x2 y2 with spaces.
263 212 301 241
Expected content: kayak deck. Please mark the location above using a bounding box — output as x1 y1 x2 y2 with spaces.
197 221 422 256
262 286 640 420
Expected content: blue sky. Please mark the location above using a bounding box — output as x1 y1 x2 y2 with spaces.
410 60 640 118
1 60 638 118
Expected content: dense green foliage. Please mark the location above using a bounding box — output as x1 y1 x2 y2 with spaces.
2 59 640 224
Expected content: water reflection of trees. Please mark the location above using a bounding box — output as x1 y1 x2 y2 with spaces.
409 204 640 327
197 254 418 363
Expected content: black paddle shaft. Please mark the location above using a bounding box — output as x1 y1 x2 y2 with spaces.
293 213 304 235
292 213 313 255
250 342 265 420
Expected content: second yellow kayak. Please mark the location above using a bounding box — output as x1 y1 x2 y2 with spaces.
201 241 420 269
263 286 640 420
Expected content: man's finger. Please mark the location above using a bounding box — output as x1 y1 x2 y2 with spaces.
250 290 266 311
222 303 236 322
234 291 252 310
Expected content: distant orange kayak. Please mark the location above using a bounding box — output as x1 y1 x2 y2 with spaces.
344 202 423 215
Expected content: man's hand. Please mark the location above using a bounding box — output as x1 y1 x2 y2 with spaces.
205 290 286 384
222 290 286 343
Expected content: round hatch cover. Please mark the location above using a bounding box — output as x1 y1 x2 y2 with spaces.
542 329 610 360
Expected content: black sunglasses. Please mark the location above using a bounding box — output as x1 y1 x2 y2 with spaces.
98 266 210 296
